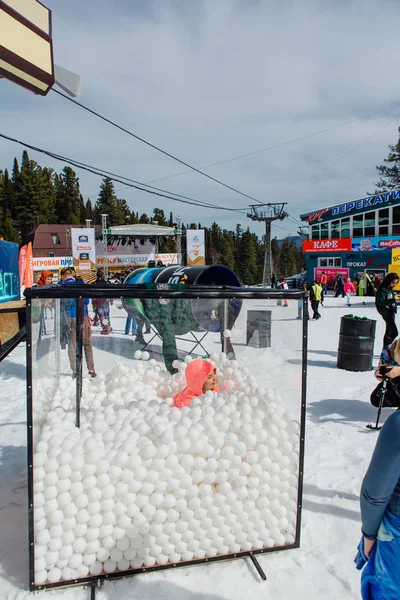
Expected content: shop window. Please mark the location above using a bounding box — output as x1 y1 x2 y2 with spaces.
378 208 389 236
364 211 375 236
353 214 363 238
393 206 400 235
318 257 342 268
311 225 320 240
320 223 329 239
341 218 350 238
330 220 340 239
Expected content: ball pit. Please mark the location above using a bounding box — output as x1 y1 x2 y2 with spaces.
32 354 300 584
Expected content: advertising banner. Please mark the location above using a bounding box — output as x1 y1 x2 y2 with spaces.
0 240 20 303
186 229 205 266
71 228 96 271
314 267 349 287
392 248 400 264
352 236 400 252
18 244 27 289
24 242 33 288
303 238 352 253
33 257 74 271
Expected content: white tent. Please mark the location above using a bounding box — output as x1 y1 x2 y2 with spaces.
108 224 175 237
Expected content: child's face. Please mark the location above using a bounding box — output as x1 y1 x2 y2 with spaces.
202 370 218 392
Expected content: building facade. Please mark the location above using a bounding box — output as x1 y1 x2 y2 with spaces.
300 189 400 289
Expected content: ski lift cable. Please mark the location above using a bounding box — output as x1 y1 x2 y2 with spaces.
53 89 265 205
0 133 248 215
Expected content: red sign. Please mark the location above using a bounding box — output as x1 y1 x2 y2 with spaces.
314 268 349 287
378 239 400 249
307 208 328 223
302 238 352 253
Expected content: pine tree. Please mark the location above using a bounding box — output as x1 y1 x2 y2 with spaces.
115 198 131 225
279 237 298 277
152 208 168 226
375 127 400 192
85 199 94 223
94 178 119 225
55 167 83 224
14 151 56 238
236 228 258 284
271 237 281 279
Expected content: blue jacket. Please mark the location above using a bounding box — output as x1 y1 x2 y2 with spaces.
360 410 400 540
58 278 89 318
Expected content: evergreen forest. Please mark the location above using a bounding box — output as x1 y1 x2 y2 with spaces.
0 151 305 284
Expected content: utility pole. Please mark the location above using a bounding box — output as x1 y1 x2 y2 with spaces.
175 216 182 265
101 214 109 280
247 203 289 286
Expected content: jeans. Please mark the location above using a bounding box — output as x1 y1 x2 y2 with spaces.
125 315 137 334
66 316 95 374
383 313 398 348
311 299 320 318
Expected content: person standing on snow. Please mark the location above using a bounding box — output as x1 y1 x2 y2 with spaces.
357 410 400 598
375 272 400 349
309 280 323 319
320 271 328 296
58 268 96 379
278 276 289 307
344 278 356 307
334 274 345 298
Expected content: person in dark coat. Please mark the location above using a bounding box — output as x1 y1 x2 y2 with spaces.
375 272 399 348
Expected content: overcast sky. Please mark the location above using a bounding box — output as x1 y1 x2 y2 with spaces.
1 0 400 238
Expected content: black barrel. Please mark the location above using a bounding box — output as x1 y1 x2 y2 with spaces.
336 317 376 371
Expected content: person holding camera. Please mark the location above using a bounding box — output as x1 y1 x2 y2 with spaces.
358 408 400 598
370 339 400 409
375 273 399 349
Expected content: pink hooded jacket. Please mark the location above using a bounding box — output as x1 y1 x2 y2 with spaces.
173 360 218 409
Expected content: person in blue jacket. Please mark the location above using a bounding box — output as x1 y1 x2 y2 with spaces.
58 268 96 378
358 409 400 598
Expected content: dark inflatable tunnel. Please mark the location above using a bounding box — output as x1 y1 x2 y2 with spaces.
123 265 242 333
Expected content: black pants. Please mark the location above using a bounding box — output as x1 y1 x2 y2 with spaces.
311 299 320 319
383 313 398 348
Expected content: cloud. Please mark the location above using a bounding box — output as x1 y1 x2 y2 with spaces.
1 0 400 238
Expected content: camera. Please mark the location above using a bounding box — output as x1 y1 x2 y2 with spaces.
379 365 391 376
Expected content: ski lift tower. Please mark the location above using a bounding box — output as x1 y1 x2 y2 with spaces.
247 203 288 286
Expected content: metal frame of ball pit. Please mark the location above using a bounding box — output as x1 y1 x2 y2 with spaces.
25 285 308 596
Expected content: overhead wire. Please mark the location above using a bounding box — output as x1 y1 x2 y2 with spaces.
52 89 264 204
0 133 248 215
131 102 400 188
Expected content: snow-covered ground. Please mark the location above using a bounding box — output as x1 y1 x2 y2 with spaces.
0 294 387 599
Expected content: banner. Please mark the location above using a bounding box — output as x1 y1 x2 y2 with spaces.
24 242 33 288
71 228 96 272
302 238 352 253
186 229 205 266
18 244 27 289
352 236 400 252
0 240 20 303
314 267 349 287
33 256 74 271
392 248 400 264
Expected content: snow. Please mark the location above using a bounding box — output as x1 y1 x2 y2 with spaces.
0 295 387 599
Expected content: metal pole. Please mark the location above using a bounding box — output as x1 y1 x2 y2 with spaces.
75 298 84 428
262 221 272 286
86 219 92 228
26 299 35 591
55 298 61 385
223 299 229 354
176 216 182 265
248 552 267 581
101 214 109 281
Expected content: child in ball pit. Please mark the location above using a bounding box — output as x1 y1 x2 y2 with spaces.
173 359 219 409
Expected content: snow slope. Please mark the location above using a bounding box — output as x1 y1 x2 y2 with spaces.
0 295 387 599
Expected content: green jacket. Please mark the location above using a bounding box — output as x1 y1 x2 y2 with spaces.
375 287 397 319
